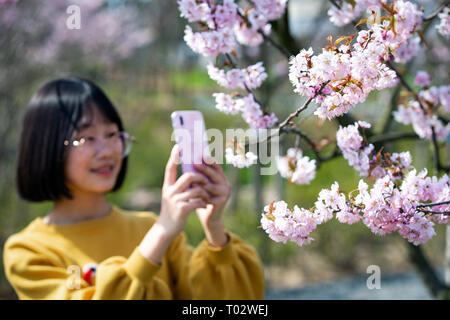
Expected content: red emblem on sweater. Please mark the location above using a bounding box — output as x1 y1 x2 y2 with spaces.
82 263 97 286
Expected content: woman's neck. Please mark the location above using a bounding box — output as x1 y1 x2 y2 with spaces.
44 192 112 225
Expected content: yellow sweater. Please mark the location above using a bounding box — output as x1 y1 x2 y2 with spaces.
3 206 264 300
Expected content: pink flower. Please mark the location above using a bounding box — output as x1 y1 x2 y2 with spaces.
234 20 271 46
393 101 450 141
439 85 450 113
243 62 268 89
225 145 257 168
177 0 211 23
276 148 316 185
212 93 243 115
207 62 267 89
336 121 374 176
213 0 239 29
314 182 345 224
414 71 431 88
184 26 236 57
394 37 421 63
260 200 318 247
253 0 287 21
436 7 450 39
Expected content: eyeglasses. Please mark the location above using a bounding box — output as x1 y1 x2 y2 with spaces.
64 131 136 158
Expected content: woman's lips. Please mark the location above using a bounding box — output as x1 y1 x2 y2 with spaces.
91 165 114 175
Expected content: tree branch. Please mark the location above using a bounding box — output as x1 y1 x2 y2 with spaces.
258 30 293 59
369 131 419 144
280 126 324 167
417 209 450 215
417 200 450 208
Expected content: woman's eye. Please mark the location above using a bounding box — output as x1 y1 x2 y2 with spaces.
84 136 96 142
107 132 119 139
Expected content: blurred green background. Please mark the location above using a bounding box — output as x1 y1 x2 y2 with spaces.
1 0 448 299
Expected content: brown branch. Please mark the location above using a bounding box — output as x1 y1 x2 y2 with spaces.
280 127 324 166
417 200 450 208
406 243 449 299
278 84 330 129
257 29 293 59
244 94 318 148
417 209 450 215
243 80 331 165
369 131 419 144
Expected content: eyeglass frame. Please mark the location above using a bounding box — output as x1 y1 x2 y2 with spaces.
63 131 136 158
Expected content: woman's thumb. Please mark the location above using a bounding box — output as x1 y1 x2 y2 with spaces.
171 144 181 164
164 144 180 186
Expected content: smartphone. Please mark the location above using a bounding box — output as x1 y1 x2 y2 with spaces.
171 110 211 178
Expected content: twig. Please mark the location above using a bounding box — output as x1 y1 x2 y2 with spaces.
417 200 450 208
417 209 450 215
244 81 330 149
280 127 324 165
257 30 293 59
223 53 269 113
236 8 294 59
278 83 330 129
369 131 419 144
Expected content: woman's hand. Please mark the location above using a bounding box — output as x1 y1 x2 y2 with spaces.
194 154 231 247
157 144 211 239
139 144 211 265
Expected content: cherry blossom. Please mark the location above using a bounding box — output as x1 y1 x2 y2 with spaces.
207 62 268 89
184 26 237 57
263 167 449 247
178 1 450 248
336 121 374 176
276 148 317 185
212 93 278 130
414 70 431 88
436 6 450 39
289 1 429 120
212 93 243 115
261 200 318 246
225 144 258 168
393 98 450 141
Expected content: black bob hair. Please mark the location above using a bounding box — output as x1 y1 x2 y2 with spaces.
16 77 128 202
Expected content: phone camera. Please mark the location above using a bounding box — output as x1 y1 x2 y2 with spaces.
179 116 184 126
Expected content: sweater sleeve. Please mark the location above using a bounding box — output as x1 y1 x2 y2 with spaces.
3 236 173 300
167 231 265 300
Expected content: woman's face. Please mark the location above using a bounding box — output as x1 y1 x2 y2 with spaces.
64 107 123 196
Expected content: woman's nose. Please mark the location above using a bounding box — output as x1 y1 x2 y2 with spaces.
95 137 117 157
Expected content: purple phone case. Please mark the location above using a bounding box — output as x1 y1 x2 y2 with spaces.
171 110 211 178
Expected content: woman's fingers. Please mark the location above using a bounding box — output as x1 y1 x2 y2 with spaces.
174 186 210 203
173 198 207 215
203 155 226 177
179 198 208 212
202 182 227 196
194 163 224 184
172 172 209 193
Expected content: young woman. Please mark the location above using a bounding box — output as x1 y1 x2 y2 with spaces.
3 77 264 300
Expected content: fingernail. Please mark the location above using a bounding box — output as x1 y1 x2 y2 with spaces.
204 156 215 165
